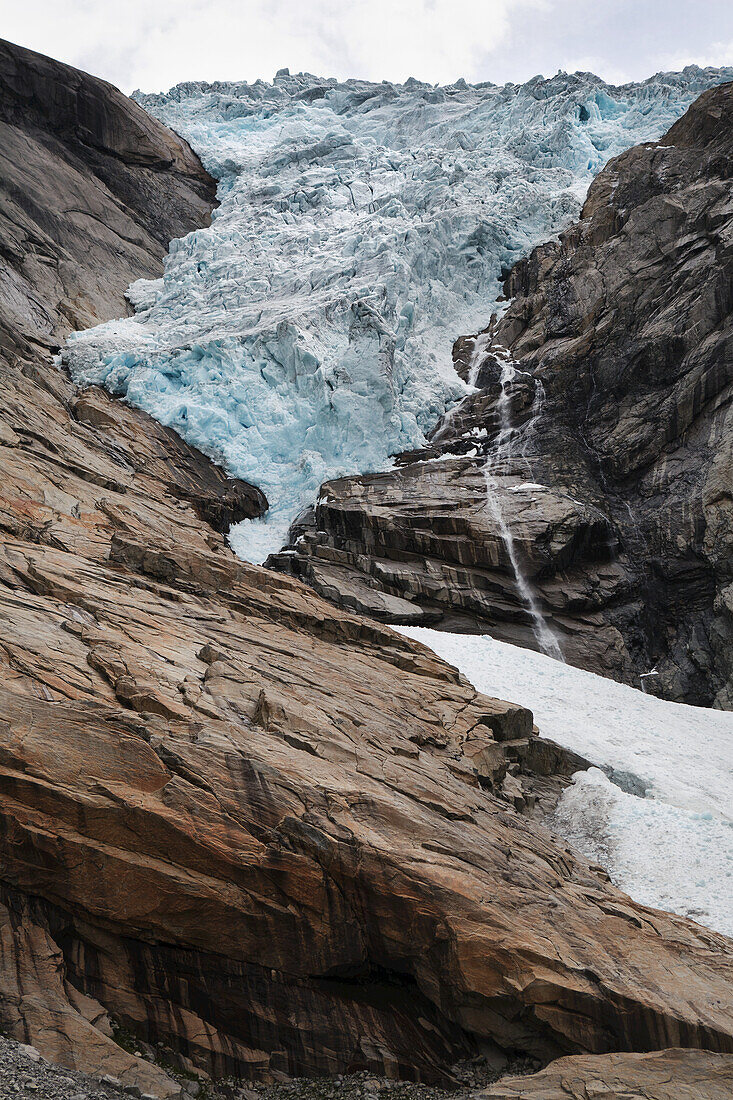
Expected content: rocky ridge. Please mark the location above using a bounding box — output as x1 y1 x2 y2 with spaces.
0 39 732 1100
0 37 219 357
270 81 733 707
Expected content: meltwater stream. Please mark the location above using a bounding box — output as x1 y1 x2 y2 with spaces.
63 66 733 563
479 344 564 660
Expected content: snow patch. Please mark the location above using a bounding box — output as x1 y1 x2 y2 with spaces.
397 626 733 937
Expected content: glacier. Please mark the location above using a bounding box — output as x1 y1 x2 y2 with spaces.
64 65 733 562
397 626 733 938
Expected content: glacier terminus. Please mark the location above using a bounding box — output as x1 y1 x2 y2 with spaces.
64 65 733 562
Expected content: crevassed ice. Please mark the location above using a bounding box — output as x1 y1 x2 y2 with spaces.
64 65 733 562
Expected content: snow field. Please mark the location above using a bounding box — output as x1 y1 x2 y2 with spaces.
398 626 733 937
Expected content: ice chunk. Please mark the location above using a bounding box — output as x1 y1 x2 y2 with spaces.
125 277 164 312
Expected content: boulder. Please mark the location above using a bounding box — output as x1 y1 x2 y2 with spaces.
482 1049 733 1099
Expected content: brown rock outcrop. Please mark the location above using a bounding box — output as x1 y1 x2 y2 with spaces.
272 82 733 707
4 552 733 1084
0 36 216 352
1 39 733 1096
482 1049 733 1099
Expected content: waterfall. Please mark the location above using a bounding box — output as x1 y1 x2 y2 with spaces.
482 349 564 662
429 331 493 445
467 330 493 387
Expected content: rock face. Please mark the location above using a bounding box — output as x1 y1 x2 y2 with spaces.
480 1049 733 1099
271 81 733 707
1 40 733 1099
0 36 217 351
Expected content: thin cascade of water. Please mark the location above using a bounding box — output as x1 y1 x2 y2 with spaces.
467 331 493 387
482 350 564 662
431 331 493 445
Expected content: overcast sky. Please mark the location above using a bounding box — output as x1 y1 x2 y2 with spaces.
2 0 732 93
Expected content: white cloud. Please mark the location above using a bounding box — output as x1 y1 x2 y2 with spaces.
1 0 732 94
0 0 544 92
654 39 733 74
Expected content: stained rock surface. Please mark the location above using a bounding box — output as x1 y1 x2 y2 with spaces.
272 81 733 707
1 38 733 1100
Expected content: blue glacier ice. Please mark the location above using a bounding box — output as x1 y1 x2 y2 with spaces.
64 65 733 562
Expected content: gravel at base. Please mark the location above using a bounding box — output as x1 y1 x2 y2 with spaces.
0 1038 540 1100
0 1036 147 1099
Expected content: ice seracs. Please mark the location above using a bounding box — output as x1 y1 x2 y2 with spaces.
64 65 733 562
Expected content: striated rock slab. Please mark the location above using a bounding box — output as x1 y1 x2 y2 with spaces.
3 550 733 1083
272 82 733 706
482 1049 733 1099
